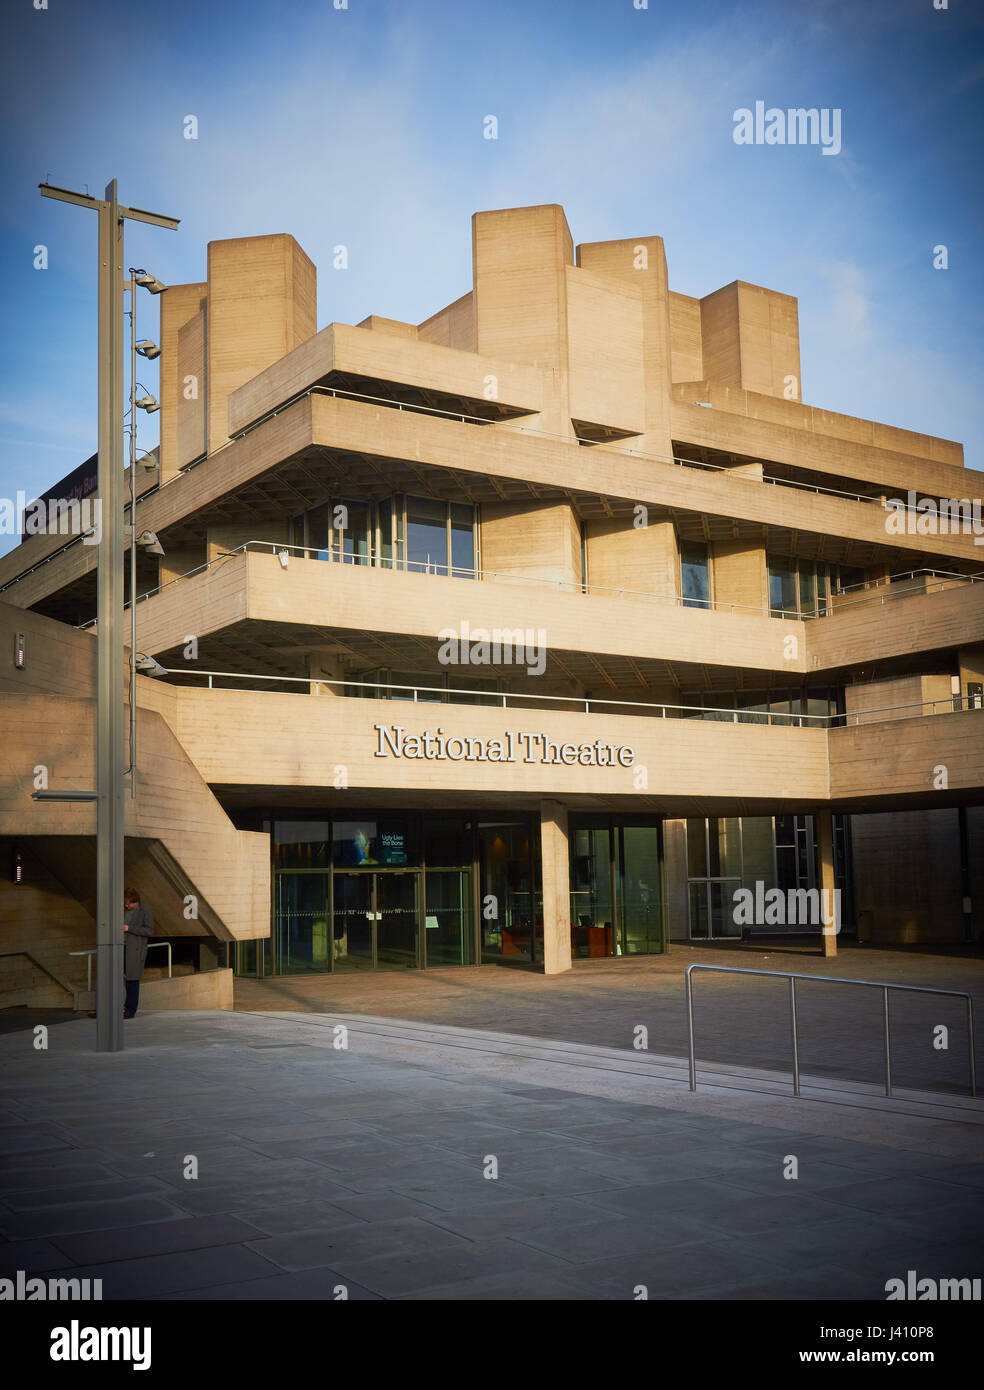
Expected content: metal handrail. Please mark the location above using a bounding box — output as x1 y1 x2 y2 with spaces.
68 948 96 993
146 941 173 978
70 940 172 987
131 663 983 728
685 962 976 1100
72 540 984 631
163 667 830 723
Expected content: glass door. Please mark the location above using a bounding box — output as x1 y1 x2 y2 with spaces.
332 872 373 972
424 869 474 966
375 872 419 970
275 872 331 973
332 871 420 971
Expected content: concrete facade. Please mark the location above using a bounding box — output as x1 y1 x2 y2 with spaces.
1 202 983 999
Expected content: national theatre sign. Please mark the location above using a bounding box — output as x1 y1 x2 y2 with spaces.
374 725 635 768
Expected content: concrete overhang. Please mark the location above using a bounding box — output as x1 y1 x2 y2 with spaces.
132 549 806 684
4 392 982 611
226 321 547 436
672 382 980 500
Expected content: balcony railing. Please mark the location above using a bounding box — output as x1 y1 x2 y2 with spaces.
7 377 981 599
138 664 984 728
74 540 984 632
219 383 925 508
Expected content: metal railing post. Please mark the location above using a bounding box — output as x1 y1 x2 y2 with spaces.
968 997 977 1098
790 976 800 1097
686 965 697 1091
884 986 892 1096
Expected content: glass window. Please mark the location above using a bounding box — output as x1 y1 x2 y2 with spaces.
339 501 370 565
569 821 613 959
333 816 419 867
799 567 816 618
478 819 537 961
687 818 707 877
835 564 865 594
450 503 476 577
775 814 796 847
447 674 499 706
708 817 741 878
709 881 741 938
681 544 710 609
406 496 448 574
307 502 336 561
740 817 774 892
378 498 394 571
396 670 445 702
424 815 473 868
688 883 709 939
618 824 663 954
769 561 797 616
273 819 330 868
776 846 797 891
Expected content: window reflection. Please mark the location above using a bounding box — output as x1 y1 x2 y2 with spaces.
681 543 711 609
291 495 476 578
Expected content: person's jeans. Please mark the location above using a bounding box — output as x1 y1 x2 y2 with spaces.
124 979 140 1015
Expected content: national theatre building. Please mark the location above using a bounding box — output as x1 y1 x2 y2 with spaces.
1 203 982 1006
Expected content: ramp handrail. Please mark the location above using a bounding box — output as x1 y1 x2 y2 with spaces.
70 940 172 990
685 963 976 1099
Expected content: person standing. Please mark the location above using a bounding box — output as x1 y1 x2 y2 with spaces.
123 888 154 1018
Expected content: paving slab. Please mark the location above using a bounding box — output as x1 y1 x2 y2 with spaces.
332 1235 574 1298
50 1214 266 1266
0 1197 188 1241
247 1216 470 1271
1 1004 981 1301
167 1268 382 1300
43 1244 280 1299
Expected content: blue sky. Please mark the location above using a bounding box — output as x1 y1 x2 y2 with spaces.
1 0 982 556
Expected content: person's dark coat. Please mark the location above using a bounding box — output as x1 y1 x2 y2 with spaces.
124 905 155 980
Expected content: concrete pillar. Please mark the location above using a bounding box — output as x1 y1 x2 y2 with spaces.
308 648 344 697
540 799 571 975
817 810 837 958
159 283 207 483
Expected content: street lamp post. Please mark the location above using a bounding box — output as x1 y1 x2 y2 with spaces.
125 271 162 802
39 180 178 1053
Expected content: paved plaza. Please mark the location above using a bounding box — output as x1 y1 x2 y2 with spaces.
237 942 984 1095
1 943 982 1301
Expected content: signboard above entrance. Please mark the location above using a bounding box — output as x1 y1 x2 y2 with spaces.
374 724 635 769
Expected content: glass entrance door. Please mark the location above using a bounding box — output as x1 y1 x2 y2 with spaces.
332 873 373 971
375 872 419 970
331 872 419 971
275 872 331 973
688 880 743 939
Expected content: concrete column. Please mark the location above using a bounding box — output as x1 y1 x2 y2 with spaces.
817 810 837 958
540 799 571 975
308 648 344 697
